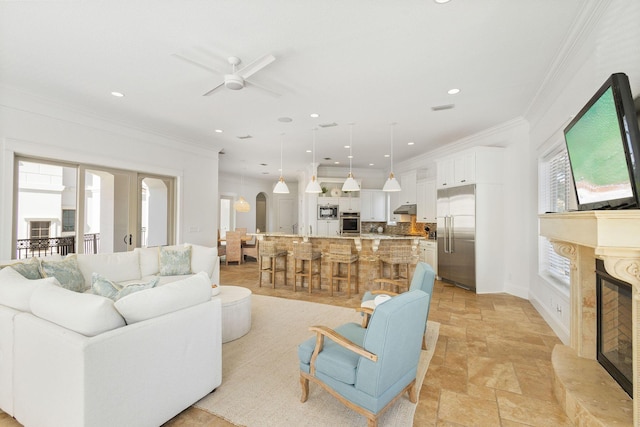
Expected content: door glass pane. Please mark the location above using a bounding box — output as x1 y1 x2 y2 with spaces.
140 177 169 247
16 160 77 259
220 197 232 238
85 169 132 253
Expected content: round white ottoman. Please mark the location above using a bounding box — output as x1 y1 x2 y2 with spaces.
215 286 252 343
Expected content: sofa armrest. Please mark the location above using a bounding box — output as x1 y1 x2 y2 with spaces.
13 299 222 427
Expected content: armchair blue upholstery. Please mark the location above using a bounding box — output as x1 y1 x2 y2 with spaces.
298 290 429 427
362 262 436 348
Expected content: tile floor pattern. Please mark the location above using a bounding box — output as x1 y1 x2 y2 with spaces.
0 261 572 427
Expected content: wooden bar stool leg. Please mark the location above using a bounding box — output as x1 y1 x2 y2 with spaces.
329 261 334 296
258 255 263 287
347 262 351 298
271 257 276 289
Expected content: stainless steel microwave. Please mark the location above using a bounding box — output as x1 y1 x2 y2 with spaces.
318 205 338 220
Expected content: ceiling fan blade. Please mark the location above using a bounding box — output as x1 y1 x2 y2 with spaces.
244 80 282 98
203 82 225 96
171 53 224 75
236 54 275 79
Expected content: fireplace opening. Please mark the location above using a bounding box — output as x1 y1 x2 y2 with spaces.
596 259 633 397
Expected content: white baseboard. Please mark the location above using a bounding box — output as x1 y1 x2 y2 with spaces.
504 281 529 299
529 293 570 345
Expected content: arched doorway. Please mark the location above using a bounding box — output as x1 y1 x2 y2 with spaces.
256 192 267 232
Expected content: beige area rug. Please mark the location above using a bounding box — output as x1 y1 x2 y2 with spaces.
195 295 440 427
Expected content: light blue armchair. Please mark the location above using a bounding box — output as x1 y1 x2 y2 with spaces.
361 261 436 349
298 290 429 427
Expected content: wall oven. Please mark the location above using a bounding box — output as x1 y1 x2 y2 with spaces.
340 212 360 235
318 204 338 220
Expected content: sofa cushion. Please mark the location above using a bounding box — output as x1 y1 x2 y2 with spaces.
0 258 41 280
134 246 160 276
39 255 85 292
30 282 126 336
76 251 142 290
91 273 158 301
159 245 192 276
114 271 211 324
188 243 217 279
0 267 60 312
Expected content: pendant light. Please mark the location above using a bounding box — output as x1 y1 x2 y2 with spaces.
273 134 290 194
234 168 251 212
382 122 402 192
342 123 360 192
305 128 322 193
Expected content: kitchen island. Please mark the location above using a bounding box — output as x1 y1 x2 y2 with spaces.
252 233 426 295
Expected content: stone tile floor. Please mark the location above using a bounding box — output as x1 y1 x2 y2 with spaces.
0 260 571 426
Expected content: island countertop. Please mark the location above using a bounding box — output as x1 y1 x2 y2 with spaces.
255 233 426 241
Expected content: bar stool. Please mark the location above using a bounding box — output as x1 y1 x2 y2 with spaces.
293 242 321 293
377 245 412 293
328 244 359 297
258 241 287 288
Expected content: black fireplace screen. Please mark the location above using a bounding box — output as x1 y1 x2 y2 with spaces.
596 259 633 397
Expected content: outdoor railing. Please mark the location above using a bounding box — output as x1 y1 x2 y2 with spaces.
16 233 100 259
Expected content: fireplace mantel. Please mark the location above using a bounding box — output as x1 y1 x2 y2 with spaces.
540 211 640 426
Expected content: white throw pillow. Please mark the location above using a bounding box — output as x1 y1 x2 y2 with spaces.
0 267 60 312
114 271 211 324
76 251 142 288
188 243 217 279
30 282 126 336
159 245 192 276
134 246 160 276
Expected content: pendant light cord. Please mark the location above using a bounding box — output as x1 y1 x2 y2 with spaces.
349 124 354 174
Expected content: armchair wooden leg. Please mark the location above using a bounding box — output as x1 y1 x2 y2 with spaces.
367 417 378 427
408 379 418 403
300 375 309 403
422 333 427 351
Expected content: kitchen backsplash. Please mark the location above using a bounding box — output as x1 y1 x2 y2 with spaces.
362 219 436 238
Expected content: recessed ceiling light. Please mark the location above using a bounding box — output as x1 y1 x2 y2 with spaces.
408 141 415 146
306 149 312 153
278 117 293 123
310 113 319 118
434 0 451 3
447 88 460 95
369 163 375 166
344 145 350 149
384 154 390 158
348 155 353 159
111 91 124 97
334 161 340 164
215 129 223 133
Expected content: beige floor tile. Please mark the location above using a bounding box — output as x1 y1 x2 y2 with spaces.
496 390 573 426
468 355 522 394
438 389 501 426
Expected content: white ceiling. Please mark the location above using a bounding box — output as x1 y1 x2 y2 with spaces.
0 0 587 181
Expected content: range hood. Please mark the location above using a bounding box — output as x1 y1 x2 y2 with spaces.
393 204 417 215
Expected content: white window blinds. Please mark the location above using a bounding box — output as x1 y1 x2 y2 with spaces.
541 147 572 286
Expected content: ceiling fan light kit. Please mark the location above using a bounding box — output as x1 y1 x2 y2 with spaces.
224 74 244 90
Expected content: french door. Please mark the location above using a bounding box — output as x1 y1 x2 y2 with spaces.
14 156 175 258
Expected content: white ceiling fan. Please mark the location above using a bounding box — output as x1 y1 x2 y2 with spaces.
173 52 280 97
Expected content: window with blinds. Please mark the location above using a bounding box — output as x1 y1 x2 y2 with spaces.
540 147 572 286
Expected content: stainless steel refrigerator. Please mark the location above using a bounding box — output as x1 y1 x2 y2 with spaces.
437 184 476 291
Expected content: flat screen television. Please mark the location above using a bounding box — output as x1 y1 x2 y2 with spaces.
564 72 640 210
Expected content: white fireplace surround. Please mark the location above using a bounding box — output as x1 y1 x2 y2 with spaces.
539 211 640 425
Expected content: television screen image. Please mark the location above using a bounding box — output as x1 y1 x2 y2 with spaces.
564 73 640 210
565 87 634 204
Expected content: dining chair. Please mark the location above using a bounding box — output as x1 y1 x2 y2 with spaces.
224 231 243 265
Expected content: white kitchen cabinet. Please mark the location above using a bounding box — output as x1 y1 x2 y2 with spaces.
360 190 386 221
318 197 339 206
339 196 360 213
316 220 340 236
399 171 417 204
436 147 502 189
419 240 438 275
416 180 436 223
388 191 401 223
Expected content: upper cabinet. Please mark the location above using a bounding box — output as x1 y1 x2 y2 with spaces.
436 147 503 189
399 171 417 204
416 180 436 223
360 190 386 221
339 196 360 213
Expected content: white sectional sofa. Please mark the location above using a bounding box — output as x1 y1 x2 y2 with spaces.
0 243 222 427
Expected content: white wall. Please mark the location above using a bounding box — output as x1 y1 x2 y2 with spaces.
0 86 221 259
218 173 277 233
525 0 640 343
